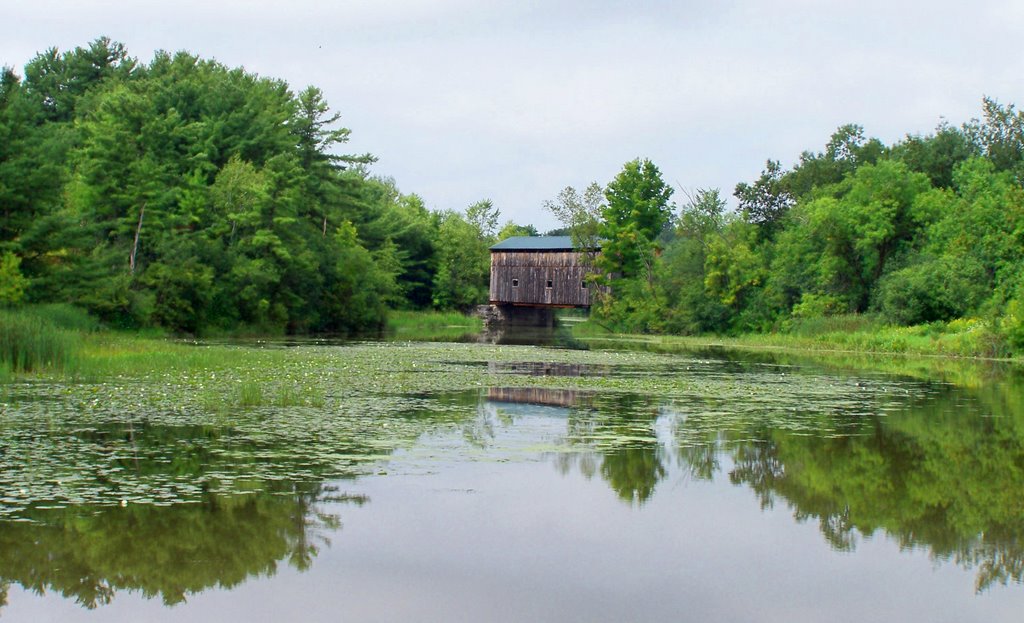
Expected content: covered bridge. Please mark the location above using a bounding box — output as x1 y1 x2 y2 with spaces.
488 236 599 308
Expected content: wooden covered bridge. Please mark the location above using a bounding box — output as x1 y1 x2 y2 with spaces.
488 236 599 308
481 236 601 330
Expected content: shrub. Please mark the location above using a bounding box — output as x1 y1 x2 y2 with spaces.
594 278 668 334
1002 298 1024 355
791 293 846 320
876 258 987 326
787 313 881 337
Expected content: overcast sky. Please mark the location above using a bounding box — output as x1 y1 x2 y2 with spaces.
6 1 1023 231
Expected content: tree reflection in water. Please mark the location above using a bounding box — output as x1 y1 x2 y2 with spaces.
495 368 1024 592
0 417 377 611
586 393 666 505
599 445 666 505
723 381 1024 591
0 484 363 609
5 349 1023 610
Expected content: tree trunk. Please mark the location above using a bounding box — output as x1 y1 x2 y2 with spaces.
129 203 146 274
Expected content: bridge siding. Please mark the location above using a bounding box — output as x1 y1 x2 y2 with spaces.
489 250 593 307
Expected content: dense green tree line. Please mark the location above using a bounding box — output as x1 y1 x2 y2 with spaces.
555 101 1024 355
7 39 1024 346
0 38 525 334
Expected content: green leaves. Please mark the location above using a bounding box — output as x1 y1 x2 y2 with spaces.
0 252 27 305
431 207 493 311
631 100 1024 343
765 160 931 313
543 182 604 252
876 256 988 325
1 39 412 334
704 220 767 309
735 159 792 235
599 158 674 280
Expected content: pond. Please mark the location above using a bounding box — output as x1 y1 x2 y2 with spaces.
1 340 1022 621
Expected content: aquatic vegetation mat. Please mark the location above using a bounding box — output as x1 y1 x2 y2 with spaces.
0 340 949 519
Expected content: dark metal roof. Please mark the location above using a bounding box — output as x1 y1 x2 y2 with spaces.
490 236 579 251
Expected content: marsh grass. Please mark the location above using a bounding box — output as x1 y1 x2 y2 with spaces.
201 380 327 411
0 305 197 380
0 308 83 374
569 319 615 337
750 316 1010 359
385 310 481 341
25 304 102 333
74 336 290 380
273 384 325 408
238 381 264 407
785 313 883 337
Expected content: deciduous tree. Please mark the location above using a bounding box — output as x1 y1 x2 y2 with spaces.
599 158 674 280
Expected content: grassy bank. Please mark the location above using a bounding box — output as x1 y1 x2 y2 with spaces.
0 306 484 381
573 314 1019 362
0 304 274 382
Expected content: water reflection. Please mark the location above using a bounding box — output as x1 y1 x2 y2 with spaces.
719 381 1024 592
0 417 377 612
487 387 588 408
479 365 1024 592
0 419 384 516
3 342 1024 617
479 383 669 505
0 484 361 610
478 324 589 349
487 361 610 378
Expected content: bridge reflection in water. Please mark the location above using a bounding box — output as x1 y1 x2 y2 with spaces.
486 386 586 408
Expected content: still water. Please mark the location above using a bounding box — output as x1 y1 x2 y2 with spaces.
1 341 1022 621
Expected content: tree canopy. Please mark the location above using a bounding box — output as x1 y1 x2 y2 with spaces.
6 39 1024 354
0 38 534 333
580 98 1024 356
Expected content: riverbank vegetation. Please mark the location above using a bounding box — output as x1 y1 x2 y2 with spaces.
573 313 1009 360
562 110 1024 358
4 38 1024 358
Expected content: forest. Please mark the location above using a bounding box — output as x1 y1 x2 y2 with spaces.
2 38 1024 354
0 37 515 335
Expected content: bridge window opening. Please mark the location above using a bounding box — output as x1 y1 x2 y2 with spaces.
546 279 553 288
581 281 588 289
512 278 519 287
